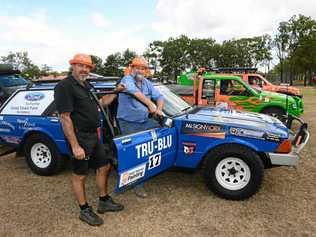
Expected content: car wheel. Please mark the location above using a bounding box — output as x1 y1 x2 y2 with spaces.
24 133 64 176
204 144 264 200
262 107 286 121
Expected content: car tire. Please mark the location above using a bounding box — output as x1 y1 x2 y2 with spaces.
24 133 64 176
204 144 264 200
262 107 286 121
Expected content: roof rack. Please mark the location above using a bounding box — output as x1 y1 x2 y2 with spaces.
212 67 258 73
0 64 21 75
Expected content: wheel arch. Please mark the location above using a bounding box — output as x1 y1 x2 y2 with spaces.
18 130 60 156
199 142 269 169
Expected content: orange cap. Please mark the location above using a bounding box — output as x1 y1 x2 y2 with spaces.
69 53 95 69
130 56 149 68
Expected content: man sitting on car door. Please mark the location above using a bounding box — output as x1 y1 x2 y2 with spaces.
54 53 124 226
117 56 164 198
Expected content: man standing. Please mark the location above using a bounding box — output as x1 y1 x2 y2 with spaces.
54 53 124 226
117 56 164 198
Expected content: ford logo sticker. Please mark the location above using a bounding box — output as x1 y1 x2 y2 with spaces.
25 92 45 101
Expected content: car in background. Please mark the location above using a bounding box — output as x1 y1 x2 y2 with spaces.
172 72 304 120
0 64 28 104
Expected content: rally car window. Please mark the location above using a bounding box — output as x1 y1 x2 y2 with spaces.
249 76 265 87
220 80 249 96
155 85 190 116
0 74 28 87
202 79 216 99
0 90 54 116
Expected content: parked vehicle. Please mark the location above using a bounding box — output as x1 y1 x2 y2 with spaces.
0 64 28 105
0 80 309 200
173 72 304 120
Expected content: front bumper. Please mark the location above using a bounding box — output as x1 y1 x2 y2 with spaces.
267 116 310 166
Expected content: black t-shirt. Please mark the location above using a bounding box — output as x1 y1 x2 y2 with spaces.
54 76 100 131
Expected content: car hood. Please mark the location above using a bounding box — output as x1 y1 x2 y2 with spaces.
275 85 301 95
259 90 295 103
183 107 289 138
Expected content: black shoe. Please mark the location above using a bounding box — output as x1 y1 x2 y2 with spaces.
97 196 124 214
79 206 104 226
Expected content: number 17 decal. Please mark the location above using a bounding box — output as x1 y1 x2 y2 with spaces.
148 152 161 170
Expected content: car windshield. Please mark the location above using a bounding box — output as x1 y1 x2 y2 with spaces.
0 74 28 87
155 85 191 116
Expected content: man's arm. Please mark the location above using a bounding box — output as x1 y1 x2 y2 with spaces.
133 91 157 113
99 94 117 106
154 98 164 116
60 112 85 160
99 83 125 106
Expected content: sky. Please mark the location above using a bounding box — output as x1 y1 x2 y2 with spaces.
0 0 315 71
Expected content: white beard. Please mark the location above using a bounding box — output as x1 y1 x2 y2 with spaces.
78 74 88 82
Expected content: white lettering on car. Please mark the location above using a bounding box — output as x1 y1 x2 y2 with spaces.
135 135 172 159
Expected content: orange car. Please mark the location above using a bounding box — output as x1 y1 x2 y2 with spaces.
235 73 302 98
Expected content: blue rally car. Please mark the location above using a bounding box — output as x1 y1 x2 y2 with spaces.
0 79 310 200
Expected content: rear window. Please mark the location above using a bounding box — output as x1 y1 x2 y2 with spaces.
0 74 28 87
0 90 54 116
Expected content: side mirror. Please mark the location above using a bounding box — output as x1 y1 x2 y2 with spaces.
164 117 173 128
204 82 215 105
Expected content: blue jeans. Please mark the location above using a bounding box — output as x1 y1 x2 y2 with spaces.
118 118 160 135
118 118 160 189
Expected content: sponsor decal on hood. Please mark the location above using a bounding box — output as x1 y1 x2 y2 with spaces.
181 122 225 139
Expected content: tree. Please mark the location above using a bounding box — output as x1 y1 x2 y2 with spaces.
188 38 218 69
1 51 41 79
91 55 105 75
121 49 136 67
143 40 164 76
160 35 191 82
103 53 123 76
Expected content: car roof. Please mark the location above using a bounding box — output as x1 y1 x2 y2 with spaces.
203 74 243 80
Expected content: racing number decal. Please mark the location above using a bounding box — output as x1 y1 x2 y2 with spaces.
148 153 161 170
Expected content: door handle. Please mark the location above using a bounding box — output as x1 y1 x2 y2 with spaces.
49 118 59 123
121 138 132 145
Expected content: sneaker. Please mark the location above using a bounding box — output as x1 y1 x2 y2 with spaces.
134 186 148 198
97 196 124 214
79 206 104 226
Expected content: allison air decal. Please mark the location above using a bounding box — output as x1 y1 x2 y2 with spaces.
230 127 281 142
181 122 225 139
135 135 172 159
119 163 146 188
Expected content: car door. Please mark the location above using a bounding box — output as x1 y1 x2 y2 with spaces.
113 126 177 192
217 79 260 111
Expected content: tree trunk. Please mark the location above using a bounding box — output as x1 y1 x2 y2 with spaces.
280 58 284 83
304 71 307 86
308 68 312 86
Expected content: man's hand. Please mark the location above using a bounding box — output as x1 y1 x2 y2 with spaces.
154 108 163 117
72 145 86 160
116 83 125 92
148 102 157 114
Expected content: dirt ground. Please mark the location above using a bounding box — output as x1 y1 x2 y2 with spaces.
0 87 315 237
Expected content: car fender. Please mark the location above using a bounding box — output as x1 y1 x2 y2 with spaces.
20 128 69 155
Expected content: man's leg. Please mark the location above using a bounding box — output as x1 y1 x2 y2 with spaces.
96 164 111 197
71 135 104 226
72 174 87 205
93 144 124 214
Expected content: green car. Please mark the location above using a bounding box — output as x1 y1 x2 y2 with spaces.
173 72 304 118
